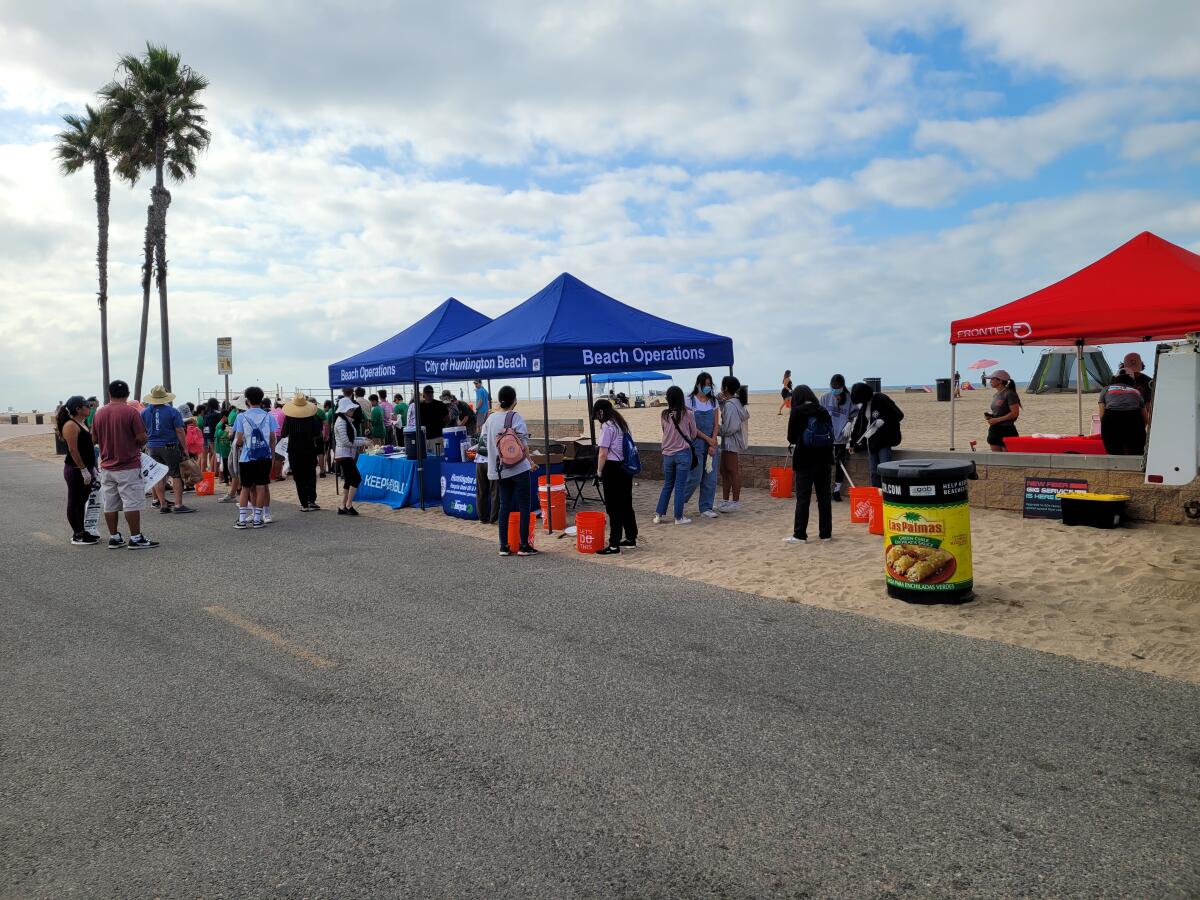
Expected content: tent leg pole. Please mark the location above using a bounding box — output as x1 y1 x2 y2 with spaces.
949 345 956 450
1075 343 1084 436
414 378 425 509
585 375 597 448
542 375 552 535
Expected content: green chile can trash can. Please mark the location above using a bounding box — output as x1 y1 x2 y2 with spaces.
878 459 975 604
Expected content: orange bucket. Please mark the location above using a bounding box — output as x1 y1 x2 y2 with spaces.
538 474 567 531
575 511 606 553
769 467 793 498
867 493 884 535
849 486 880 524
507 512 534 550
194 471 216 496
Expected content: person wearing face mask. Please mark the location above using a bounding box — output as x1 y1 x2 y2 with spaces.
58 396 99 545
716 375 749 511
683 372 722 518
849 382 904 488
820 374 858 502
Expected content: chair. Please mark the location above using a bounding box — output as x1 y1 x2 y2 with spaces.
563 439 604 508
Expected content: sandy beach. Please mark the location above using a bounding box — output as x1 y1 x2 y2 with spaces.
8 427 1196 684
534 389 1096 449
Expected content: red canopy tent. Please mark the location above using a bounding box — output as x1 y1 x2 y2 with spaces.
947 232 1200 445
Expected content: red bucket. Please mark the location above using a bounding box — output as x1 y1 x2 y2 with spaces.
194 471 216 496
849 486 879 524
507 512 534 551
769 467 793 499
867 493 884 536
575 511 606 553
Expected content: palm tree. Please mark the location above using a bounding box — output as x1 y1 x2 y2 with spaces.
54 104 114 402
101 43 210 395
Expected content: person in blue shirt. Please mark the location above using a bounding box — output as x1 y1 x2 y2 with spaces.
141 385 194 514
819 374 858 502
474 378 490 425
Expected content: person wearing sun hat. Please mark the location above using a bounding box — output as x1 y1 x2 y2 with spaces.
140 385 195 515
281 392 321 511
332 396 362 515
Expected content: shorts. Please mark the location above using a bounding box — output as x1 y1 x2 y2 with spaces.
226 447 240 478
987 422 1019 447
240 459 272 488
148 444 182 476
100 467 146 513
338 457 362 488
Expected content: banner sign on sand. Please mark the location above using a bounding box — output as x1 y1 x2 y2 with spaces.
1023 477 1088 519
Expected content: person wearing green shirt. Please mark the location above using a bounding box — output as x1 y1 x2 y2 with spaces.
84 397 99 428
395 398 408 430
368 393 386 446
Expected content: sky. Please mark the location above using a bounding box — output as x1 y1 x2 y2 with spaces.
2 0 1199 410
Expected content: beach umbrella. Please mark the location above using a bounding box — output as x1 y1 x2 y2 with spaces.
967 358 999 370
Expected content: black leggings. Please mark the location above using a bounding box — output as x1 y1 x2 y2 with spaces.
64 465 88 536
601 460 637 546
1100 409 1146 455
338 457 361 488
497 470 532 549
292 458 317 506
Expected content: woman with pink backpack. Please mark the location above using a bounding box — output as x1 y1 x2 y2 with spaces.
480 385 540 557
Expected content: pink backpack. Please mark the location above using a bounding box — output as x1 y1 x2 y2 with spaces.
185 423 204 456
496 412 526 470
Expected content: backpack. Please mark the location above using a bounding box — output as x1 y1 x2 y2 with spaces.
802 415 834 449
245 412 273 462
620 430 641 475
495 412 526 470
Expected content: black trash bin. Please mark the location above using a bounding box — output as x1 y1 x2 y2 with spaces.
8 415 17 425
935 378 951 401
35 414 44 425
864 377 882 393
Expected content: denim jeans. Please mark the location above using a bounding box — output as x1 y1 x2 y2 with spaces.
656 450 693 520
497 469 532 549
683 438 720 513
868 445 893 488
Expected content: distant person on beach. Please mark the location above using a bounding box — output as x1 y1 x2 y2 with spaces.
849 382 904 488
281 393 321 511
1098 373 1148 455
717 375 748 512
785 385 834 544
654 385 698 525
984 370 1021 452
778 369 793 416
141 385 194 515
953 370 962 399
820 374 857 502
481 385 540 557
233 386 276 529
91 379 156 549
474 379 489 421
332 397 361 515
58 396 97 545
592 398 638 553
684 372 722 518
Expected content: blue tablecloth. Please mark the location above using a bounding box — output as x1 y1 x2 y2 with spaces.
355 454 442 509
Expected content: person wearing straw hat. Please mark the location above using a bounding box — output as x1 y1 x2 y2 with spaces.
140 385 195 515
281 392 321 511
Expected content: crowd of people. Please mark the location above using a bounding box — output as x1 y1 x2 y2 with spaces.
51 353 1155 549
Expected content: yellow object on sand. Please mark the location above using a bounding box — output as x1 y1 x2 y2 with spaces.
1055 492 1131 502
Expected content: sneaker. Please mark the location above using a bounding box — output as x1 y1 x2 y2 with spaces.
107 534 126 549
128 534 159 549
300 505 310 512
619 539 637 548
233 520 249 529
819 536 832 541
701 509 720 518
159 505 172 514
71 533 99 546
596 546 620 555
783 535 806 544
674 517 692 525
262 513 273 524
652 514 664 524
723 501 741 512
151 499 160 509
251 519 265 529
517 545 540 556
345 507 359 517
498 547 512 557
173 505 196 514
337 507 347 515
218 494 237 504
309 503 321 511
832 489 842 502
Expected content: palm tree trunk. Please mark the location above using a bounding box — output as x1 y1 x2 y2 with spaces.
153 143 172 392
134 207 153 400
94 155 111 402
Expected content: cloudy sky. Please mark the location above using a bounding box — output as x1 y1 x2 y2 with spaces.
2 0 1199 409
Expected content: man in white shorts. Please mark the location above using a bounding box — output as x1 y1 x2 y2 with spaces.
90 379 158 549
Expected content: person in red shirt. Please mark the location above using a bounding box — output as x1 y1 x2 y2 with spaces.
90 379 158 549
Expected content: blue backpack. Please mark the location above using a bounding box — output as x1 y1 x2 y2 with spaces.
245 413 273 462
802 415 834 449
620 430 641 475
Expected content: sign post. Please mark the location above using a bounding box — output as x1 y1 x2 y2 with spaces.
217 337 233 403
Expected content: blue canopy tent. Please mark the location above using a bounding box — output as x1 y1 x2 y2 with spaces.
579 371 671 384
416 274 735 532
326 297 491 510
327 297 491 388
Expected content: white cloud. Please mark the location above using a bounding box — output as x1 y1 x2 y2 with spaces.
1121 120 1200 162
812 154 976 212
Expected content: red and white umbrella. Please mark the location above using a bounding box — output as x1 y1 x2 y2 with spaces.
967 358 999 370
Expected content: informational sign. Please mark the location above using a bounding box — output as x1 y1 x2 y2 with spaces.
84 481 101 536
1023 477 1088 519
217 337 233 375
440 462 478 520
140 452 170 489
